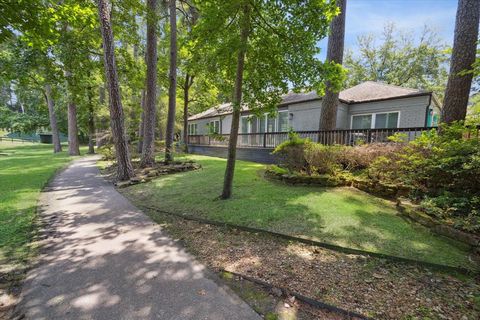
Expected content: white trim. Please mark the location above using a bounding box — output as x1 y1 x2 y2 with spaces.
350 111 401 129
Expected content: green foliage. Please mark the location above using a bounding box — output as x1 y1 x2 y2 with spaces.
344 24 449 100
273 131 310 172
304 143 343 175
369 123 480 231
0 106 49 133
190 0 344 115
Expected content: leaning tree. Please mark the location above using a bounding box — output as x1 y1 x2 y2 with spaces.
191 0 343 199
97 0 135 180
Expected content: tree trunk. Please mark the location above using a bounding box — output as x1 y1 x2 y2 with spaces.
165 0 177 163
44 84 62 153
319 0 347 130
140 0 158 167
182 74 193 153
97 0 135 180
67 101 80 156
137 89 146 154
221 4 251 200
441 0 480 123
87 104 96 155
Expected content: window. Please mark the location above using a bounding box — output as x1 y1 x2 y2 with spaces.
267 116 276 132
188 123 197 135
375 112 399 129
352 115 372 129
351 112 400 129
208 120 220 134
241 116 250 133
277 111 289 132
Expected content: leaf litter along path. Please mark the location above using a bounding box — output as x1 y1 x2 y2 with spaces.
15 156 260 320
135 207 480 320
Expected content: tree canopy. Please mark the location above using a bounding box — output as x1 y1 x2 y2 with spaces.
344 24 449 100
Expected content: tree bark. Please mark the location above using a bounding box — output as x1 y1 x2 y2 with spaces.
182 74 193 153
165 0 177 163
140 0 158 167
67 101 80 156
441 0 480 123
221 4 251 199
319 0 347 130
44 84 62 153
137 89 146 154
97 0 135 180
87 106 96 154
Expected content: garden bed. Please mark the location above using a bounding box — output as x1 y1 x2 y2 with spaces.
101 160 201 187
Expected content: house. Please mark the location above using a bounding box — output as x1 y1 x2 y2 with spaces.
186 81 441 163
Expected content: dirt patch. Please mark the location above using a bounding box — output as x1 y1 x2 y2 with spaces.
141 209 480 320
219 271 353 320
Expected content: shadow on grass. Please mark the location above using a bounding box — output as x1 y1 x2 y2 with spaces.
121 154 476 269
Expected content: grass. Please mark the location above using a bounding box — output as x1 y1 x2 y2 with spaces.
120 154 476 269
0 141 81 272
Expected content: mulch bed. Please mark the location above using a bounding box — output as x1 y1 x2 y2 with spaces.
101 160 201 187
142 208 480 320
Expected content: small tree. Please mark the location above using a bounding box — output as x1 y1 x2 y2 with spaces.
191 0 342 199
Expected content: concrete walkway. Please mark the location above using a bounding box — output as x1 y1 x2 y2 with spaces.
17 156 260 320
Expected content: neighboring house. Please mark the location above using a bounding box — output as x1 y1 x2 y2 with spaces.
187 81 440 136
186 81 441 163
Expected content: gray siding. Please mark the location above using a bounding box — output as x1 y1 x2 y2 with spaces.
348 95 430 128
288 99 348 131
187 94 434 138
188 115 232 135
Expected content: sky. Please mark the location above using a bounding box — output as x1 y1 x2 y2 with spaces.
318 0 458 60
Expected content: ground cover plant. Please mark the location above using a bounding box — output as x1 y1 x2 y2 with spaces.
118 153 476 269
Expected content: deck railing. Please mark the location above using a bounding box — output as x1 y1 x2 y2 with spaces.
2 127 478 148
187 127 451 148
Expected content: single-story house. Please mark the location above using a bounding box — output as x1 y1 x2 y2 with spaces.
187 81 440 135
186 81 441 163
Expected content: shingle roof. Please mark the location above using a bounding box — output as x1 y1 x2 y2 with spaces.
188 81 431 121
339 81 428 104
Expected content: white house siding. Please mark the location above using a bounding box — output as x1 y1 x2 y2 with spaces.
347 95 431 128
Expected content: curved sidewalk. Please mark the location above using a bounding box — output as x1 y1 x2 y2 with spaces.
17 156 260 320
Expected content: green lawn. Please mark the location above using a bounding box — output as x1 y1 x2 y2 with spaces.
121 154 476 269
0 142 80 271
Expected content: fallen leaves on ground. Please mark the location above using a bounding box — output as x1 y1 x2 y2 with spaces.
145 210 480 320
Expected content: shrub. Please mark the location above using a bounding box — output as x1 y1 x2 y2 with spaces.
339 143 404 171
369 123 480 230
273 131 310 173
304 143 343 175
97 144 115 161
